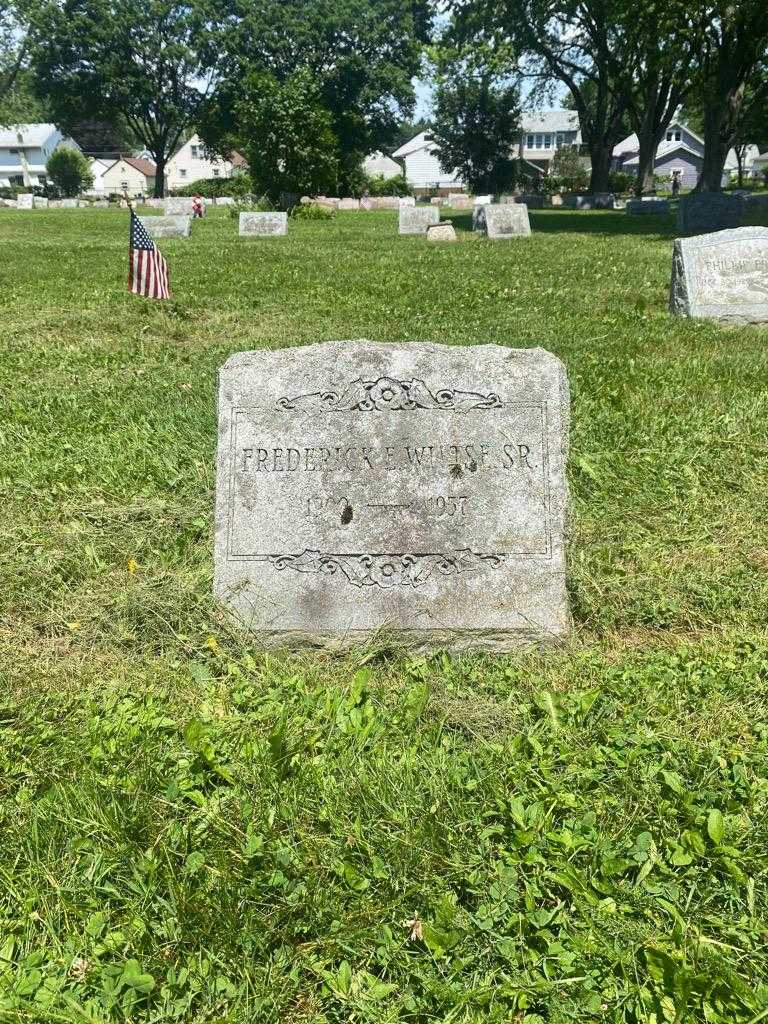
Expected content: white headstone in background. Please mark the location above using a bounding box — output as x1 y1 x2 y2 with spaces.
238 211 288 236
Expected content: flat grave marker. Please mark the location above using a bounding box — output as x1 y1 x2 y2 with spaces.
215 339 570 650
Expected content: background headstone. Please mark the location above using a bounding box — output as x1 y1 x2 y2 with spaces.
164 197 196 216
60 198 78 208
398 206 440 234
676 193 742 235
33 197 49 209
238 211 288 236
669 225 768 323
426 221 457 242
142 214 191 239
215 339 570 650
216 196 235 206
627 198 670 215
482 204 531 238
398 196 416 207
338 198 360 210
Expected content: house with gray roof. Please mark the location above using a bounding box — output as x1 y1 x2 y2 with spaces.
0 123 82 188
613 120 744 188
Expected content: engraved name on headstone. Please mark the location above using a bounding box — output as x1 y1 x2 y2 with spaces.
669 226 768 323
143 215 191 239
482 204 531 239
238 211 288 236
398 206 440 234
214 340 570 650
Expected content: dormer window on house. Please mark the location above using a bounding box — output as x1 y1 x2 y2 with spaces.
526 134 553 149
666 129 682 142
190 145 202 159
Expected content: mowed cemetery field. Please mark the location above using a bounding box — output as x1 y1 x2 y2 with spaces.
1 203 767 1023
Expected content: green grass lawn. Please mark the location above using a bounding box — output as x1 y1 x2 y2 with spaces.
1 205 767 1023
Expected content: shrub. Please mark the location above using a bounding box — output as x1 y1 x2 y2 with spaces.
226 195 272 219
289 202 335 220
364 172 411 197
45 147 94 197
608 171 634 194
172 172 253 198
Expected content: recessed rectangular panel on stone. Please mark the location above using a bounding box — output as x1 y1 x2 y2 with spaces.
142 215 191 239
215 340 570 650
670 226 768 323
238 211 288 236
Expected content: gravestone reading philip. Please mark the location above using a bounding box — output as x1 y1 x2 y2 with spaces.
481 204 531 239
143 215 191 239
214 339 570 650
399 206 440 235
669 226 768 323
238 211 287 236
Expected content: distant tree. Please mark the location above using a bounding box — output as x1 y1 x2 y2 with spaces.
432 75 521 193
234 69 339 200
69 120 132 156
0 68 48 124
45 146 94 195
200 0 431 195
0 1 28 109
30 0 221 196
690 0 768 191
550 145 588 188
451 0 631 193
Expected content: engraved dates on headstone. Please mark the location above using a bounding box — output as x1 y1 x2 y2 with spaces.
214 340 570 650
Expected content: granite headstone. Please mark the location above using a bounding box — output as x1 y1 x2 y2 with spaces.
143 214 191 239
669 225 768 323
426 221 457 242
238 211 288 236
214 339 570 650
164 197 196 216
482 204 531 238
398 206 440 235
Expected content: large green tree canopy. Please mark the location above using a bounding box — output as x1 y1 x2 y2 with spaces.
30 0 222 195
199 0 431 194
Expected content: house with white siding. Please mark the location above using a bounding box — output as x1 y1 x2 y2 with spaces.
391 131 464 193
100 156 156 197
165 134 246 192
363 151 402 179
393 111 582 193
0 123 82 188
86 158 113 196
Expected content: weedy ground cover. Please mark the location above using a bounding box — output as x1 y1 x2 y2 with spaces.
0 206 766 1022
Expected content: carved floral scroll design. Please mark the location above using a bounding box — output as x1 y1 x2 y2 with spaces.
266 549 504 588
276 376 502 412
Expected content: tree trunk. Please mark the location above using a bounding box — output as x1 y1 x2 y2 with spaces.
699 101 730 192
635 131 658 195
588 142 612 193
736 146 745 188
153 154 166 198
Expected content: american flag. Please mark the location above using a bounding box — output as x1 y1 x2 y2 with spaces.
128 210 170 299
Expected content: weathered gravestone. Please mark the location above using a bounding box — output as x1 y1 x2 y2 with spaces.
238 211 288 237
214 340 570 650
472 204 490 230
482 204 531 239
398 206 440 234
676 193 742 235
426 221 457 242
33 197 49 209
669 226 768 323
338 198 360 211
60 198 78 208
164 197 196 216
627 198 670 215
216 196 235 206
16 194 34 209
399 196 416 207
143 215 191 239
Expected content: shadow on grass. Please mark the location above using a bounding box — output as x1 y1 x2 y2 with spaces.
529 209 678 239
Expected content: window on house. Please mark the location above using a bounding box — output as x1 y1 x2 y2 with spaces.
179 169 187 178
666 129 682 142
525 134 534 148
535 134 543 148
120 180 128 190
190 145 201 159
8 148 18 155
38 175 47 185
544 133 552 149
212 168 220 177
9 174 24 185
